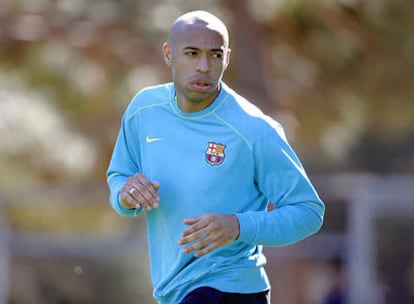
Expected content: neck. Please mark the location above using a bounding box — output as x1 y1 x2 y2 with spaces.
176 91 220 113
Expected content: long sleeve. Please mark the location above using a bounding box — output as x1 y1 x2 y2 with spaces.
106 111 143 217
236 122 324 246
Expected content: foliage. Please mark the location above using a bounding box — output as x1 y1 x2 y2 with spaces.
1 0 413 181
1 1 413 303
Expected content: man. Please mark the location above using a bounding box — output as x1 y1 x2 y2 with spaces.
107 10 324 304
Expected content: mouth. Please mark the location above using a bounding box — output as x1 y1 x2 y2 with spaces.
190 79 213 92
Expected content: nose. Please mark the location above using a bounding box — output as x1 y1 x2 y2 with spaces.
196 54 210 73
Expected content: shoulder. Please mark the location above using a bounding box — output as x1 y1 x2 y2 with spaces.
133 83 173 102
219 83 287 142
125 83 173 118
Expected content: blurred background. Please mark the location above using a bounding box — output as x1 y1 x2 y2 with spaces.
0 0 413 303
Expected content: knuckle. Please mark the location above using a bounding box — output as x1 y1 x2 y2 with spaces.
210 235 219 242
199 239 208 247
210 222 219 230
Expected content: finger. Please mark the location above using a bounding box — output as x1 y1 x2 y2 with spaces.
120 189 141 209
132 181 160 210
152 181 161 191
126 186 157 211
128 187 148 209
131 190 152 211
182 216 200 225
181 219 208 237
178 226 209 245
182 237 211 255
135 175 160 200
194 242 219 257
138 184 160 206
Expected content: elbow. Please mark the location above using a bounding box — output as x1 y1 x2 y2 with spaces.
311 213 324 236
307 200 325 236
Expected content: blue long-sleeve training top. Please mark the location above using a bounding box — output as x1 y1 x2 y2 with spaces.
107 82 325 304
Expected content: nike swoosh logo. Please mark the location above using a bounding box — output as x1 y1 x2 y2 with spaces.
146 135 162 143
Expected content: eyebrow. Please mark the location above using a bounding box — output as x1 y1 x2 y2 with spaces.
183 46 224 53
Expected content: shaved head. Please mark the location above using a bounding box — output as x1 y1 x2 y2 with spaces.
162 10 232 113
169 10 229 48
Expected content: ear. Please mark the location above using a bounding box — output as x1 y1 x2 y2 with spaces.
224 48 231 70
162 42 172 67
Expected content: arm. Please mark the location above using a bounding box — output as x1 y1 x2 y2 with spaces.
106 112 144 217
236 124 324 247
178 125 323 256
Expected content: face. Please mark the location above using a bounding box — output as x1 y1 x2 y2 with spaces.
163 22 231 113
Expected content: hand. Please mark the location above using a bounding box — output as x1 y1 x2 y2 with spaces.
120 173 160 211
178 214 240 257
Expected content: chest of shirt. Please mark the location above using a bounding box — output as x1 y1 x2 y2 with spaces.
131 111 255 210
139 115 250 176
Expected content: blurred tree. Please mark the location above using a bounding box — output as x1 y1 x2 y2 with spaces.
219 0 275 112
1 0 413 180
1 1 414 303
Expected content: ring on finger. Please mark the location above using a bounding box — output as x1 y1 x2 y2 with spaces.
129 187 138 195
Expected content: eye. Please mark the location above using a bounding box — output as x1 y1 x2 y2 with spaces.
184 51 198 57
211 52 223 59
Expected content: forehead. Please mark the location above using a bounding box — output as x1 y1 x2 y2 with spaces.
173 23 227 50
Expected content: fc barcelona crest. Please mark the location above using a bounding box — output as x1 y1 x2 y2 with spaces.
205 142 226 166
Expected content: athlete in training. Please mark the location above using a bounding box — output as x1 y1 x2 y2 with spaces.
107 10 324 304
